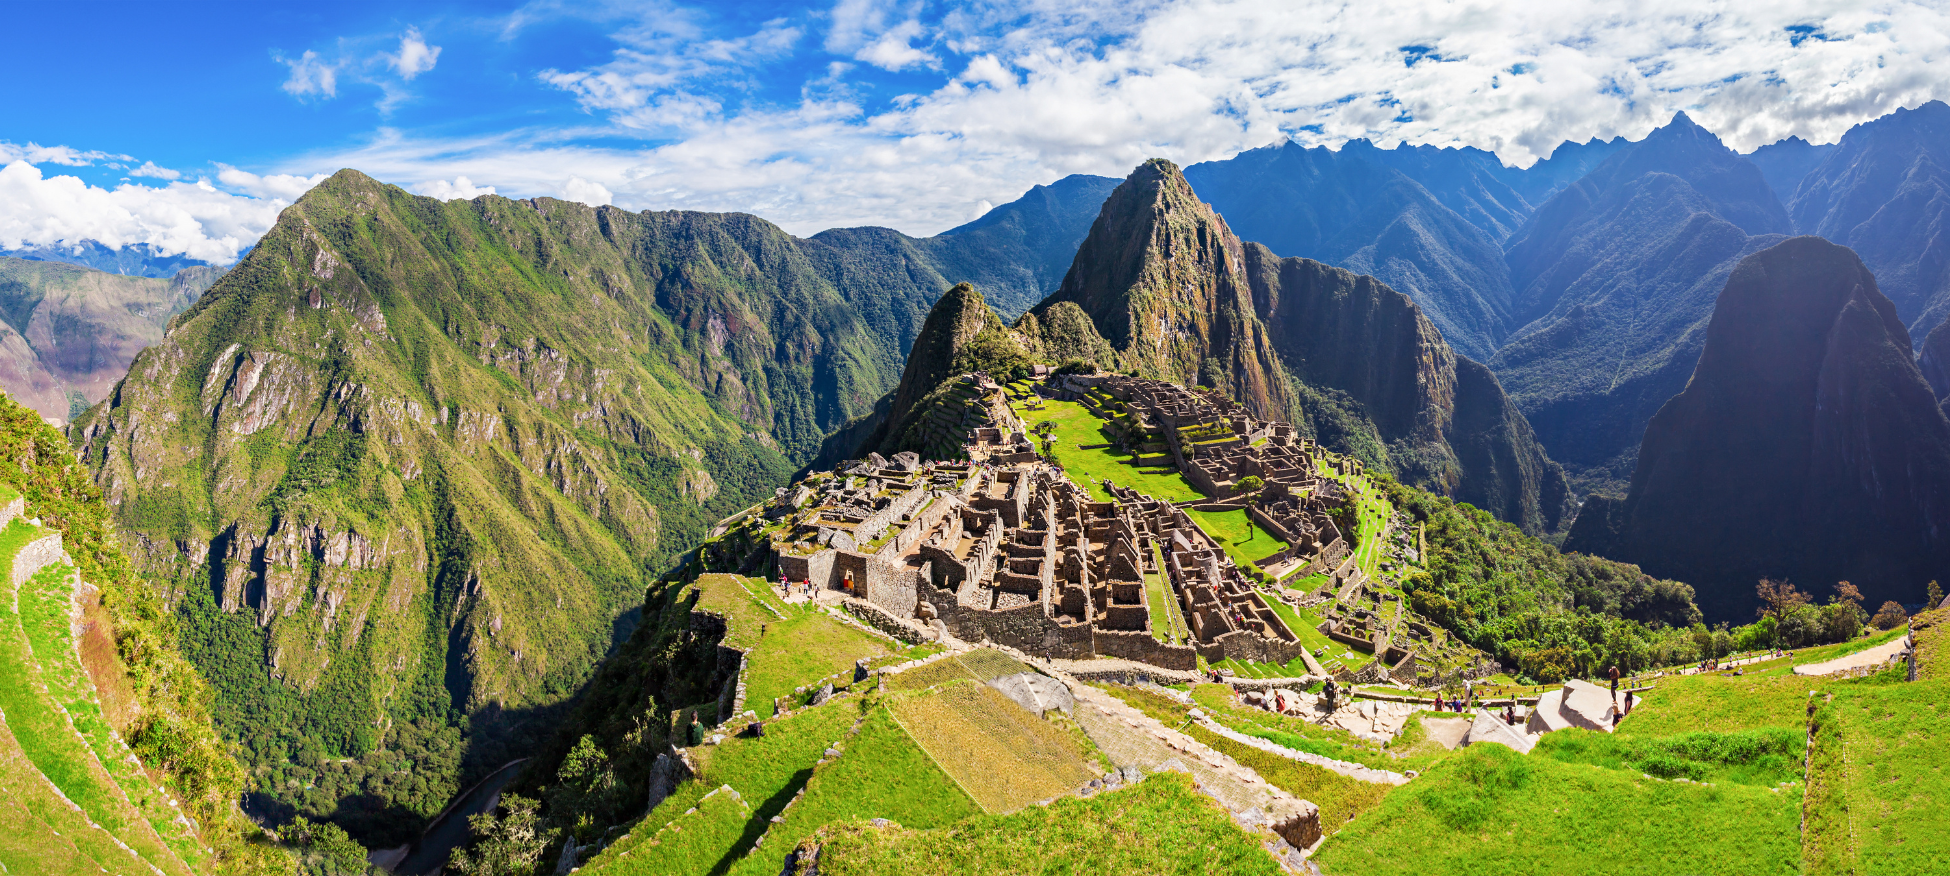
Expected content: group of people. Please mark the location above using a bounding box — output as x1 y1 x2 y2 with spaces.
778 574 817 599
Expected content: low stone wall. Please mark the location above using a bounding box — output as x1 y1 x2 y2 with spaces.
839 597 930 645
12 532 65 587
1092 628 1197 670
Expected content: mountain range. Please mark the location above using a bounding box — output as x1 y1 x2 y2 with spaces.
0 257 224 422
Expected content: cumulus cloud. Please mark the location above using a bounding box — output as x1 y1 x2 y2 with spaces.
129 161 181 180
216 166 330 201
0 162 291 264
278 49 338 99
413 176 497 200
391 27 442 79
267 0 1950 239
559 176 614 207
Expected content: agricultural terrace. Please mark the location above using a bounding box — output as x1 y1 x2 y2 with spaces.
1804 674 1950 875
727 707 979 876
888 679 1100 813
803 771 1284 876
1311 743 1802 876
689 573 930 718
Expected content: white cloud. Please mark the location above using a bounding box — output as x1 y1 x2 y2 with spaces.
391 27 442 80
559 176 614 207
279 49 338 99
0 142 131 166
129 161 181 180
216 166 329 201
0 161 289 264
273 0 1950 239
413 176 497 200
855 19 933 71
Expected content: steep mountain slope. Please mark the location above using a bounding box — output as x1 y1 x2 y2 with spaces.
1491 113 1790 494
1566 237 1950 618
0 241 215 278
1186 142 1516 360
0 259 223 421
1029 159 1571 533
1921 317 1950 416
1344 140 1536 242
1789 99 1950 339
1507 136 1633 206
70 169 944 845
1747 135 1836 205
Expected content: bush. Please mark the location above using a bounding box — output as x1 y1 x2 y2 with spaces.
1871 601 1908 631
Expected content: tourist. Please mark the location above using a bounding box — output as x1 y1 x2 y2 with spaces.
1608 664 1621 698
1623 691 1635 715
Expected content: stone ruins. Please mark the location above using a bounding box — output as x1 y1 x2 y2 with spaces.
708 371 1488 684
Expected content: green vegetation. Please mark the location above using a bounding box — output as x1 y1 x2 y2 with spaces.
1535 726 1803 785
1010 398 1202 503
691 574 902 717
887 679 1098 814
583 787 750 876
1615 674 1814 738
1312 743 1801 876
1803 677 1950 875
729 707 980 876
1184 508 1286 570
800 772 1281 875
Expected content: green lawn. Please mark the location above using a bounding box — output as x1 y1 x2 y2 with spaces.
1013 399 1203 503
690 574 913 718
590 784 752 876
1143 543 1188 645
582 701 862 874
1615 674 1815 738
803 772 1281 875
1311 743 1802 876
728 707 979 876
1184 508 1288 570
1803 677 1950 875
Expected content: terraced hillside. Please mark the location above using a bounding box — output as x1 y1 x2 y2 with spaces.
0 390 285 875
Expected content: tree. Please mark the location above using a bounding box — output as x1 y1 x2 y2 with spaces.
1235 475 1265 499
1756 578 1811 620
450 795 545 876
1930 580 1945 611
1871 601 1910 630
549 736 621 841
286 817 372 876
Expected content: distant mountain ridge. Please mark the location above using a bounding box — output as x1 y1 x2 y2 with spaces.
0 240 218 278
0 257 224 422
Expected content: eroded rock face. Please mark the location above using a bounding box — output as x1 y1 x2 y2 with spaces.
1567 237 1950 616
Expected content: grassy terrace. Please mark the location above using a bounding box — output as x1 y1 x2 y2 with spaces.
1312 743 1801 876
690 573 927 718
804 772 1282 875
1011 397 1201 504
728 707 979 876
1805 675 1950 875
1184 507 1288 570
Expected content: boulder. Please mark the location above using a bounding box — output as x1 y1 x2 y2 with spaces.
987 672 1075 717
1463 709 1536 754
1265 797 1323 849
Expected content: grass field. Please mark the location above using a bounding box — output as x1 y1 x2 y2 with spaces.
1012 399 1203 503
583 701 861 874
1311 743 1802 876
1184 508 1289 570
591 785 752 876
1803 677 1950 875
888 679 1098 813
690 574 909 717
729 707 979 876
885 648 1033 692
1533 726 1804 786
804 771 1282 875
1615 674 1815 738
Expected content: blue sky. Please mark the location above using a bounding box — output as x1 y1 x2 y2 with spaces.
3 0 1947 263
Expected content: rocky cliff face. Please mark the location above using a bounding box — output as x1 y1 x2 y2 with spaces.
1566 237 1950 618
0 258 223 421
71 169 940 840
1492 113 1789 495
1031 160 1571 533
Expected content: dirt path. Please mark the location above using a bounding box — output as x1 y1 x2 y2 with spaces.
1792 634 1911 676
